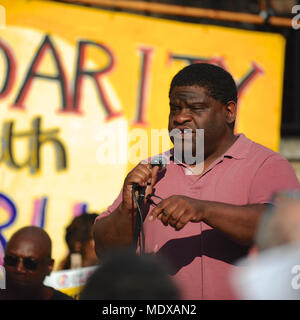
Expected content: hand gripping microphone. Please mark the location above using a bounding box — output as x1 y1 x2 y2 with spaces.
132 155 167 203
132 155 167 252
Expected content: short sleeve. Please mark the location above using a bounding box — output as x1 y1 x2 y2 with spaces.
248 155 300 204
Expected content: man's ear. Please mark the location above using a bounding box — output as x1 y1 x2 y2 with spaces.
225 101 237 125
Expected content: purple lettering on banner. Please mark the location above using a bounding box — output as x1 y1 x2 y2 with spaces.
0 193 17 264
31 197 48 228
73 202 88 217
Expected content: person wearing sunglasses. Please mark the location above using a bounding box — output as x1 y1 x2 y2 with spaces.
0 226 73 300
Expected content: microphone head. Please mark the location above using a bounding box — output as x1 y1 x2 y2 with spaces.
150 155 168 169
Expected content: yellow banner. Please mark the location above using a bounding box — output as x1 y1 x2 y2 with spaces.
0 0 285 266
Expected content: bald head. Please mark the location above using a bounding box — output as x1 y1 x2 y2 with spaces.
255 199 300 251
3 226 54 297
6 226 52 258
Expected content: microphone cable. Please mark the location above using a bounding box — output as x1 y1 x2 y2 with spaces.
132 186 145 254
131 155 167 254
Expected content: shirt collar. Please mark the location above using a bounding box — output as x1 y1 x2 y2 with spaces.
167 133 251 163
223 133 251 160
160 134 251 177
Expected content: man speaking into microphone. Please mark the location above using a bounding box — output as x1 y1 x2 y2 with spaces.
93 63 300 300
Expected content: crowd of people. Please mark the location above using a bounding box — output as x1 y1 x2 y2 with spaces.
1 63 300 300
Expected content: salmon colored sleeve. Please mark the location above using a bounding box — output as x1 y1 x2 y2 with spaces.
248 155 300 204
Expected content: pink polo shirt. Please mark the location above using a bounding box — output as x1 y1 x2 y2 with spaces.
96 134 300 299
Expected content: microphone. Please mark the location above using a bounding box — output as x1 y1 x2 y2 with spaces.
132 155 168 252
150 155 168 170
132 155 167 202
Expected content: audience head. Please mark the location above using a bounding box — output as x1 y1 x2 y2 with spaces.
232 191 300 300
62 212 99 269
3 226 54 298
80 248 180 300
255 191 300 251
